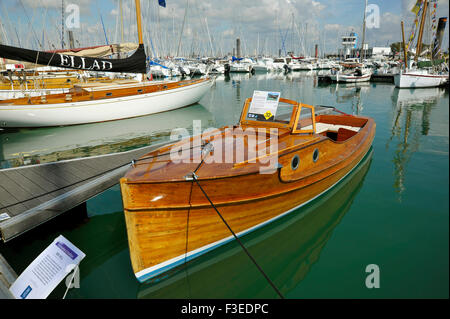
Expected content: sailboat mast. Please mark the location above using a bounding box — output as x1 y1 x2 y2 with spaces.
135 0 144 45
134 0 145 81
177 0 189 57
360 0 368 61
120 0 124 43
415 0 428 62
401 21 408 69
61 0 65 49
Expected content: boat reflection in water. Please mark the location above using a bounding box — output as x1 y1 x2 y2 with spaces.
331 82 371 115
388 87 445 201
0 104 214 168
137 148 373 299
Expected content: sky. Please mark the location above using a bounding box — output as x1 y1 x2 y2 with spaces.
0 0 448 57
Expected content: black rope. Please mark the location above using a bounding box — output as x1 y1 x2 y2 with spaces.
192 175 284 299
183 179 194 298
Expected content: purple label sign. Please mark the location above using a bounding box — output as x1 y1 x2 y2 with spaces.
56 242 78 260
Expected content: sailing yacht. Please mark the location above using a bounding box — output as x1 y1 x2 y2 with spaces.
0 0 213 127
394 1 449 88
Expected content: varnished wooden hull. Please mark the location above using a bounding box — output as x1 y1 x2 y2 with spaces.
138 148 373 297
0 78 213 127
121 116 376 282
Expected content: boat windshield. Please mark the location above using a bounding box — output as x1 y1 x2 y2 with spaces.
239 92 316 134
295 107 314 131
243 102 294 124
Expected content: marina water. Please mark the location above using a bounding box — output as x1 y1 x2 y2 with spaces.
0 72 448 298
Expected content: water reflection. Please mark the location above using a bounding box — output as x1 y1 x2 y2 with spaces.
137 149 373 299
328 82 370 115
0 104 214 168
388 88 446 201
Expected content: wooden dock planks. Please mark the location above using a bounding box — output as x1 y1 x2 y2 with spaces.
0 141 172 242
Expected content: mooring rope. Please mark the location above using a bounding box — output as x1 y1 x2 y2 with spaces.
192 174 284 299
183 178 194 298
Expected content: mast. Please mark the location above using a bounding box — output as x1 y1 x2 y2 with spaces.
61 0 65 49
134 0 145 80
360 0 368 61
120 0 124 43
177 0 189 57
135 0 144 45
415 0 428 62
204 15 214 57
401 21 408 70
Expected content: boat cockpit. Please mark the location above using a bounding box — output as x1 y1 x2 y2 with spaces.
238 91 367 142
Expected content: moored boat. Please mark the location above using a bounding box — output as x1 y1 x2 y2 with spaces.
329 67 372 83
0 77 213 127
0 0 214 128
120 92 376 282
394 69 448 88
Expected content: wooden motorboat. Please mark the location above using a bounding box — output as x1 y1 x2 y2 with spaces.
137 148 373 297
120 94 376 282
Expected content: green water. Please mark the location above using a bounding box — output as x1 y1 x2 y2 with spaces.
0 72 448 299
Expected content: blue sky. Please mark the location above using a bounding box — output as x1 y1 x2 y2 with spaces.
0 0 448 56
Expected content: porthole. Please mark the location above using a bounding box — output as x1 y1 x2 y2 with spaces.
291 155 300 170
313 148 319 162
106 92 112 96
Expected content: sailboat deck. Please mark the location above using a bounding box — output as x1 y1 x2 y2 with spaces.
0 77 210 106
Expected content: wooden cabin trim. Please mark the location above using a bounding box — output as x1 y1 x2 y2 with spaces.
124 119 374 186
238 97 300 130
292 103 316 134
124 117 374 186
122 137 373 211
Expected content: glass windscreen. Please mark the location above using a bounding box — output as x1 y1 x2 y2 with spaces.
245 101 294 124
295 107 314 131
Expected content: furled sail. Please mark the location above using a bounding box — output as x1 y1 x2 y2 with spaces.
0 43 147 74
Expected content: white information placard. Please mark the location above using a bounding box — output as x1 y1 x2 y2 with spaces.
9 235 85 299
248 90 281 121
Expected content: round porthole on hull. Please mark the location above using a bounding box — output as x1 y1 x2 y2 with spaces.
291 154 300 170
313 148 319 162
